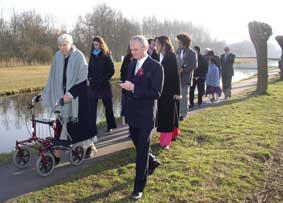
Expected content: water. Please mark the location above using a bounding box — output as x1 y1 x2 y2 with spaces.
0 60 279 153
0 85 122 153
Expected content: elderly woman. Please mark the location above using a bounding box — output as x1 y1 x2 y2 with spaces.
41 34 96 164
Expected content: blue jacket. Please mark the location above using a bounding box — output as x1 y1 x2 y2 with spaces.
206 64 220 87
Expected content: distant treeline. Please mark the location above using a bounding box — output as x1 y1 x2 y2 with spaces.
0 3 227 67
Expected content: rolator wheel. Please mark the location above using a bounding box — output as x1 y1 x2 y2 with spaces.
69 146 84 166
13 147 31 169
36 152 55 176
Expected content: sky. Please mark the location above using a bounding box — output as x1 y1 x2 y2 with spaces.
0 0 282 47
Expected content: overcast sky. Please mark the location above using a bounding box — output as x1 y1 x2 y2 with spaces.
1 0 282 47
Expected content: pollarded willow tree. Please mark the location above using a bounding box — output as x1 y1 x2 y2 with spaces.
248 21 272 94
275 35 283 80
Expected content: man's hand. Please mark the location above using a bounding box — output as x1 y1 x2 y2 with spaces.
63 93 73 103
173 95 181 100
119 80 135 91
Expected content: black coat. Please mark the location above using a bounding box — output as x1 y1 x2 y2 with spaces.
148 50 159 62
67 80 95 143
120 54 134 82
88 52 115 98
124 56 164 129
193 54 208 79
156 52 181 132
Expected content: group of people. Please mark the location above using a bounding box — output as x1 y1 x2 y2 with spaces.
40 32 235 200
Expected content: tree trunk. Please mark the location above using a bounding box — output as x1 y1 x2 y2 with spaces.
275 36 283 80
248 21 272 94
255 42 268 94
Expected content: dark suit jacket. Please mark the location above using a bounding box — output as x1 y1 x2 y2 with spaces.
193 54 208 79
220 53 236 77
124 56 164 129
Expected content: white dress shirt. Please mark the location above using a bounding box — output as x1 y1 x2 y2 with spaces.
159 53 164 63
135 54 148 75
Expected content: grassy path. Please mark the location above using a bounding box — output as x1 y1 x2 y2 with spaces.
9 79 283 203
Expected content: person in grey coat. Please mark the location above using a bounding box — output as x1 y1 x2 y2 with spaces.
220 47 236 99
176 33 197 121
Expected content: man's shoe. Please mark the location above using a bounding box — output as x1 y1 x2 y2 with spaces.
105 129 113 134
148 159 161 175
131 192 143 200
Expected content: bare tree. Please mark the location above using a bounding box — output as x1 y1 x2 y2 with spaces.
248 21 272 94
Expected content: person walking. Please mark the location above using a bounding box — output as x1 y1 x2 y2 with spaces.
206 58 222 103
41 34 96 163
155 35 181 149
88 36 117 134
189 46 208 108
120 35 164 200
176 33 197 121
220 46 236 99
120 45 134 125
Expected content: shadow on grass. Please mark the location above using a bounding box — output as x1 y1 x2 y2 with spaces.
51 143 161 202
74 178 133 203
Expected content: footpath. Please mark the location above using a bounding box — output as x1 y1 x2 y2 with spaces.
0 69 280 203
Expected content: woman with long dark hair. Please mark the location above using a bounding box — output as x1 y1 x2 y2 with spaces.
120 45 134 125
88 36 117 134
156 36 181 149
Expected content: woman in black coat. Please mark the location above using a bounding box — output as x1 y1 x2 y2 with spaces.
156 36 181 149
88 36 117 134
120 46 134 125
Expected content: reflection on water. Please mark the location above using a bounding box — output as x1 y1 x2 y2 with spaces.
0 85 121 153
0 60 278 153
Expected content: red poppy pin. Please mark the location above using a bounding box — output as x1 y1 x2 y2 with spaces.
137 68 144 77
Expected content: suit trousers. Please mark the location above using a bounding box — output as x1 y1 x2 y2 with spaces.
180 85 189 117
89 89 117 133
129 127 155 193
189 78 205 106
222 75 233 97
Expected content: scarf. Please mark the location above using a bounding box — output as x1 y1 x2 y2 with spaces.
92 49 101 56
41 46 88 122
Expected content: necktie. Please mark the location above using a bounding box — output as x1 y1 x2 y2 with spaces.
180 50 184 60
135 61 141 75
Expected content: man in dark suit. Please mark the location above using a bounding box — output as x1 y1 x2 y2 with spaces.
190 46 208 107
120 35 164 200
220 47 236 99
147 38 159 61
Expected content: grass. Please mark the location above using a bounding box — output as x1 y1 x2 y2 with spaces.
0 62 122 96
11 79 283 203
